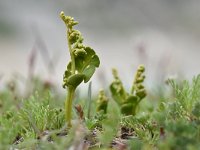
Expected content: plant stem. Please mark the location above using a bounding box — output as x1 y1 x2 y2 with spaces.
65 87 75 127
65 28 76 127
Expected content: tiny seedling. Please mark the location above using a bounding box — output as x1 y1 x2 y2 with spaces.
110 65 146 115
60 12 100 127
96 89 109 113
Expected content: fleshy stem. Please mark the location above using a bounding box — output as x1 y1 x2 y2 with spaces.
66 27 76 128
61 15 77 127
65 87 75 127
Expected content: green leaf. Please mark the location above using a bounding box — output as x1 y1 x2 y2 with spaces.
121 103 133 115
126 95 138 104
110 82 127 105
67 73 84 88
75 57 84 72
110 83 123 105
74 47 100 73
84 47 95 59
82 65 96 83
90 55 100 67
63 70 71 78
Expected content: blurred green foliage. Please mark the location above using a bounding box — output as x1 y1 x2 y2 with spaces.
1 60 200 149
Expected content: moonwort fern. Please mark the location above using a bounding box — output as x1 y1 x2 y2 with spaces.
110 65 146 115
60 12 100 127
96 90 109 113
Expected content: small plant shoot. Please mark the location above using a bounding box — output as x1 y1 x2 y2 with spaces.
60 11 100 127
96 90 109 113
110 65 146 115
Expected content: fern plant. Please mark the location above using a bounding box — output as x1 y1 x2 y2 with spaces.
60 12 100 127
96 90 109 113
110 65 146 115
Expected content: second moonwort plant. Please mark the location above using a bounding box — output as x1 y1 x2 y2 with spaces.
60 12 100 127
110 65 146 115
96 90 109 113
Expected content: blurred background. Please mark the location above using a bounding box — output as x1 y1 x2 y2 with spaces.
0 0 200 93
